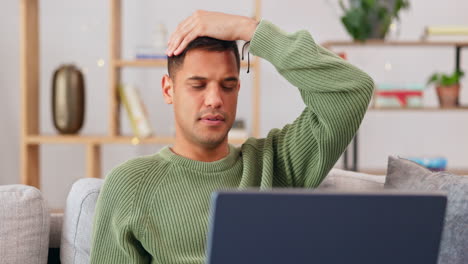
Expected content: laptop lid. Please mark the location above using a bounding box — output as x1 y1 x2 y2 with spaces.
206 190 446 264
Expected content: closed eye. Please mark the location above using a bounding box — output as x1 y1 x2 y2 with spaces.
186 76 207 89
188 81 206 89
222 85 236 91
221 80 238 91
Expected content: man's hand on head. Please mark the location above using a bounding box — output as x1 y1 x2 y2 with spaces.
166 10 258 57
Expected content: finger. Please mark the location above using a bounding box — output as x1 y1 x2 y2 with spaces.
167 31 189 56
170 22 194 48
173 30 198 56
168 15 192 45
167 16 194 52
168 21 197 56
167 23 189 56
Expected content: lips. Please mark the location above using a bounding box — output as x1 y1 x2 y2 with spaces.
200 114 225 121
199 114 225 126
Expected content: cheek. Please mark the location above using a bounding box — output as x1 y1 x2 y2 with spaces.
227 93 239 111
224 95 239 122
174 93 200 118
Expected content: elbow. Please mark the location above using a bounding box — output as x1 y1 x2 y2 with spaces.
367 76 375 101
362 71 375 93
359 71 375 103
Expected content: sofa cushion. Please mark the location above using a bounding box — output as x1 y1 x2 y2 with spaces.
318 168 385 191
385 156 468 264
61 178 104 264
0 184 50 264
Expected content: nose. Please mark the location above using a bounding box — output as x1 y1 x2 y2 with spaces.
204 84 223 109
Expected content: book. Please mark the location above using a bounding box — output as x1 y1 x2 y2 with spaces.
425 26 468 36
422 26 468 41
119 84 153 138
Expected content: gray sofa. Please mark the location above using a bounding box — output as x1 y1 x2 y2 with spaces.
1 156 466 264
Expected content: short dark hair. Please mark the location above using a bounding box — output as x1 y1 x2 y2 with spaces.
167 37 240 78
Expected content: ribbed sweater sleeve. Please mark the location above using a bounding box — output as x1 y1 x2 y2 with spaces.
248 20 374 188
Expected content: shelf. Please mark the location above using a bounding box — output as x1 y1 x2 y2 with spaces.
369 106 468 112
27 135 108 144
26 135 247 145
114 59 253 68
322 40 468 48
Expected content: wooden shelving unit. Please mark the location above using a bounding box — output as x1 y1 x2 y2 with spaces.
20 0 262 187
322 40 468 48
322 40 468 73
324 40 468 172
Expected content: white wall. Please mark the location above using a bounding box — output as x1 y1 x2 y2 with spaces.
0 0 21 189
1 0 468 208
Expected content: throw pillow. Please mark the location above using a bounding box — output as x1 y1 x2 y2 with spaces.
385 156 468 264
0 184 50 264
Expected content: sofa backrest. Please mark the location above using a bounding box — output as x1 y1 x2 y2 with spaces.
0 184 50 264
60 178 104 264
318 168 385 190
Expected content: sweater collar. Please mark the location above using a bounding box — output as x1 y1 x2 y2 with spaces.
159 145 241 172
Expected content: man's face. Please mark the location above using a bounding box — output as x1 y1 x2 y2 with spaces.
163 49 240 148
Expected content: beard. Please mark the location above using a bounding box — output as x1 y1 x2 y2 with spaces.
177 110 233 149
193 129 229 148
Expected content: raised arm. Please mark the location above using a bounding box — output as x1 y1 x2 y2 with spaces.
248 21 374 187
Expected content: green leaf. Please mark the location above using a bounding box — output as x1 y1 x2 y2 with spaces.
339 0 410 41
341 7 371 41
427 73 440 85
427 69 464 87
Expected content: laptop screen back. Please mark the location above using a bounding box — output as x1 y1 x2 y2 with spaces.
206 190 446 264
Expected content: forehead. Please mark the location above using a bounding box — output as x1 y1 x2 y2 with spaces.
176 49 239 80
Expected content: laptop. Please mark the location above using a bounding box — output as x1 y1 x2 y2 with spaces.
205 190 447 264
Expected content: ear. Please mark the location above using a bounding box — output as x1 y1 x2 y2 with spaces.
162 74 174 104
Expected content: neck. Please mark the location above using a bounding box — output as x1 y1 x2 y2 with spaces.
171 138 230 162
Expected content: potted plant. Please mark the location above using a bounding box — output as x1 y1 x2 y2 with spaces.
339 0 410 41
427 70 464 108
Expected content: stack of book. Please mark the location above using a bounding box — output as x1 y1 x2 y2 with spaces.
373 83 425 108
422 25 468 40
119 84 153 138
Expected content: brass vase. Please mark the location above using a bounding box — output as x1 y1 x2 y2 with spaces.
52 64 85 134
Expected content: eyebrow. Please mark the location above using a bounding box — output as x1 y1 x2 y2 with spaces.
186 76 239 82
187 76 207 81
223 77 239 82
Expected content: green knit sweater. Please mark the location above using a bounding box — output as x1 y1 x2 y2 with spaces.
90 20 374 264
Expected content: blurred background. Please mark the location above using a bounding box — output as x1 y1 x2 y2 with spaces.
1 0 468 208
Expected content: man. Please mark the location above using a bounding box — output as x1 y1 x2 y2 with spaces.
90 10 374 264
